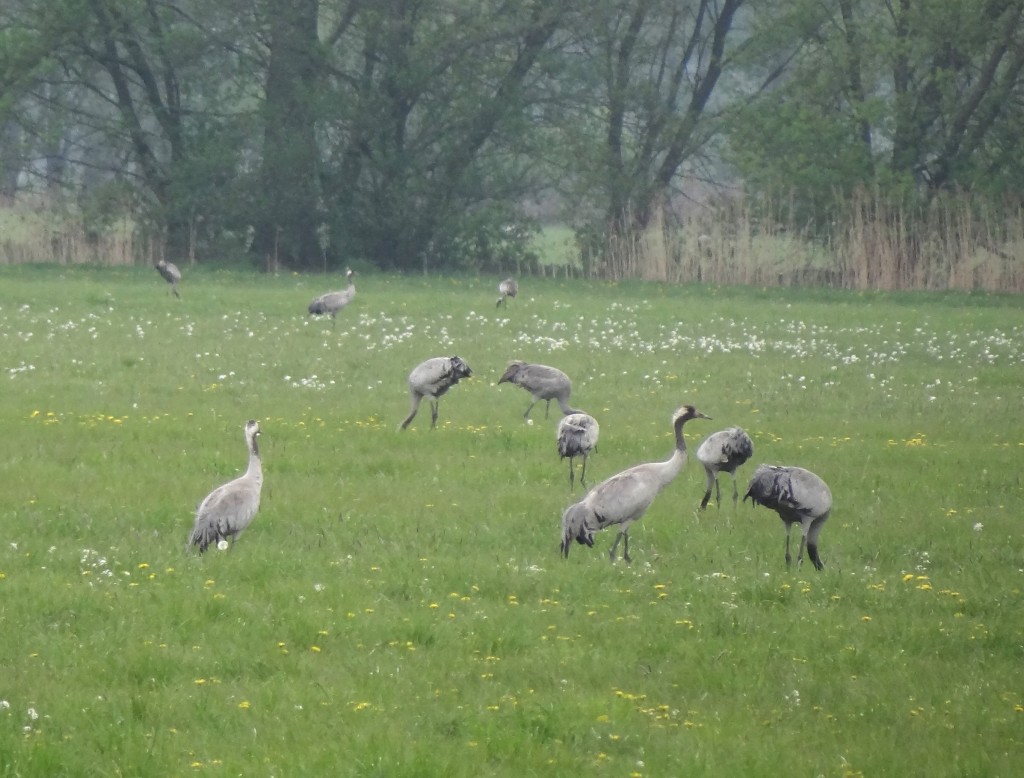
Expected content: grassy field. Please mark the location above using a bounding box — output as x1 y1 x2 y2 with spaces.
1 264 1022 776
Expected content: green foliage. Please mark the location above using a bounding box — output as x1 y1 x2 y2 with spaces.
1 265 1022 775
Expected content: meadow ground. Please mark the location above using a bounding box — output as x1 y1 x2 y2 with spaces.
1 264 1022 776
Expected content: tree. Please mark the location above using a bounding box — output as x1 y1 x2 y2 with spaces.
318 0 568 270
251 0 323 270
1 0 261 259
546 0 752 252
727 0 1024 228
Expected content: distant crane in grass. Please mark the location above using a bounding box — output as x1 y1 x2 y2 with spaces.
496 277 518 308
744 464 832 571
188 420 263 553
155 259 181 298
561 404 710 562
556 412 599 490
399 356 473 430
308 268 356 325
696 427 754 509
498 361 580 421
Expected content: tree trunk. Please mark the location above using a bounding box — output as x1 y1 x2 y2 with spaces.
252 0 322 270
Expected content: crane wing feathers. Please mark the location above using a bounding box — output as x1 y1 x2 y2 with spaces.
698 428 753 466
745 465 831 518
582 468 663 525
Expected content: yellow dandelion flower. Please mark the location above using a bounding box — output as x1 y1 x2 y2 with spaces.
238 701 250 709
861 615 872 622
902 573 915 582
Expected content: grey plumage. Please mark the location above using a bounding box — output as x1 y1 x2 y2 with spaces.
399 356 473 430
308 268 356 324
155 259 181 298
188 420 263 553
556 412 599 490
744 464 832 571
498 361 580 420
561 405 710 562
496 277 518 307
696 427 754 509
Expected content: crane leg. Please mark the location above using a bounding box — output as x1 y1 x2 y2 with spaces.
784 523 793 567
544 400 551 419
700 468 714 510
731 474 739 506
579 457 588 489
523 401 536 420
567 458 575 490
429 399 439 429
400 395 422 430
609 532 623 561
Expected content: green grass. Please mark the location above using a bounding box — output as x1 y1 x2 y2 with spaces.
1 264 1022 776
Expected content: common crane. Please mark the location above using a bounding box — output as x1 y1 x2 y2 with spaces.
744 464 832 571
308 268 356 325
188 420 263 553
561 404 710 562
496 277 518 308
155 259 181 298
498 361 580 421
556 412 599 490
399 356 473 430
696 427 754 509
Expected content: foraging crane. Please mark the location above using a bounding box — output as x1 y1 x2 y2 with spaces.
561 405 710 562
556 412 599 490
696 427 754 509
498 361 580 421
188 420 263 553
744 464 832 571
496 277 518 308
155 259 181 298
308 268 356 325
399 356 473 430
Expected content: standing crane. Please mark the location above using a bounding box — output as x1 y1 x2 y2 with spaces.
744 464 832 570
308 268 356 326
556 412 599 490
496 277 518 308
695 427 754 509
155 259 181 298
561 405 710 562
399 356 473 430
498 361 580 421
188 420 263 553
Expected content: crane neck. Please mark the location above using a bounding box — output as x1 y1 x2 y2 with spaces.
556 397 582 416
674 414 691 454
246 436 262 482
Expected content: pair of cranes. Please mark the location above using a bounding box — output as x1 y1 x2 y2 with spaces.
157 261 359 324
